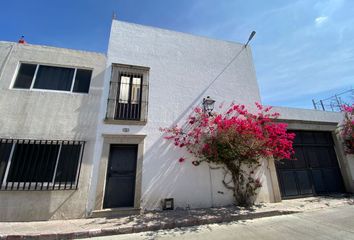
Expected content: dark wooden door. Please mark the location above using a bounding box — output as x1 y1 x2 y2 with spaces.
276 131 345 199
103 145 137 208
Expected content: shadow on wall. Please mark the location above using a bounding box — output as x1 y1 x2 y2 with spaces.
140 138 213 210
139 133 273 211
43 68 108 220
72 69 107 141
137 46 270 211
167 46 248 127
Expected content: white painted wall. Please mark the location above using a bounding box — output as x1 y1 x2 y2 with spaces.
273 106 343 123
348 155 354 181
88 20 272 212
0 42 106 221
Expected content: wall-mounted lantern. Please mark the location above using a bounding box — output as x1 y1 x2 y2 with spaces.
202 96 215 116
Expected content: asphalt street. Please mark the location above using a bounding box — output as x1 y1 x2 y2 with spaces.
88 205 354 240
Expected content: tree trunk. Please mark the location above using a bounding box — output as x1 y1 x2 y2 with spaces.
225 159 258 207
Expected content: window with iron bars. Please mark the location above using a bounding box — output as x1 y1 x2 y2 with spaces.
0 139 85 191
106 64 149 122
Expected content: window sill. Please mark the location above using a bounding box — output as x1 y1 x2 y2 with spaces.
10 87 90 95
104 119 147 126
0 185 78 191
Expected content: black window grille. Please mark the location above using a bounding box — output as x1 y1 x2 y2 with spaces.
0 139 85 191
107 71 148 121
115 73 143 120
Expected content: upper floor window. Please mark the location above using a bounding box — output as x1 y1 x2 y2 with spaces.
13 63 92 93
106 64 149 123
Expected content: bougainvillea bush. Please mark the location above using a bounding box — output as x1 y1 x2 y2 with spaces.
161 102 295 206
340 104 354 154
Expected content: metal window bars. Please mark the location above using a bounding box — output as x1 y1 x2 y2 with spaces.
0 139 85 191
106 69 148 121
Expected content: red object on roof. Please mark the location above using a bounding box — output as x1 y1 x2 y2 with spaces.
18 36 27 44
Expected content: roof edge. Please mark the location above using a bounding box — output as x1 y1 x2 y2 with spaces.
0 41 106 58
112 19 245 47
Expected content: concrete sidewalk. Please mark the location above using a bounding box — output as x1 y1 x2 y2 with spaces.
92 205 354 240
0 196 353 240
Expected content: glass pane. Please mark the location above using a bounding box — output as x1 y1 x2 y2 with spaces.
55 144 81 183
13 63 37 89
33 65 74 91
131 77 141 104
119 76 130 103
73 69 92 93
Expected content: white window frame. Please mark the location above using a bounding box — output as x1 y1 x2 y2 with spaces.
11 62 93 95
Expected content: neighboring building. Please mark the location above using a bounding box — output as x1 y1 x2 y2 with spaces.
0 42 106 221
0 20 353 221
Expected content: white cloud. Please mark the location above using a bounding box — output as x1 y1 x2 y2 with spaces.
315 16 328 26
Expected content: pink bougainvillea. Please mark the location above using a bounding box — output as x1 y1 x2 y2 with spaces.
340 104 354 154
161 102 295 206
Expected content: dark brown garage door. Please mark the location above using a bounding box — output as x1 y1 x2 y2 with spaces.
276 131 345 199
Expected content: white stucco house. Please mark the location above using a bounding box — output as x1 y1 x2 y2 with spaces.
0 20 353 221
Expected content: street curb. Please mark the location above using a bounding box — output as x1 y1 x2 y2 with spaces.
0 210 298 240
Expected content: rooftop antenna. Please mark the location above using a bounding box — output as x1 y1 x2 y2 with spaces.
245 31 256 47
112 11 117 20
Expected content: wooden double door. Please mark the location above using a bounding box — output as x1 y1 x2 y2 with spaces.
276 131 345 198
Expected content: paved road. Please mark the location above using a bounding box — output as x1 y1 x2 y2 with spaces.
89 205 354 240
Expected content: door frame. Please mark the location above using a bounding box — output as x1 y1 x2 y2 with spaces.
94 134 145 211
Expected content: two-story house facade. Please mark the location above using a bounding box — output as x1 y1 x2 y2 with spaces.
0 20 353 221
0 42 106 221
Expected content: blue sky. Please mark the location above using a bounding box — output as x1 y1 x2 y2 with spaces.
1 0 353 109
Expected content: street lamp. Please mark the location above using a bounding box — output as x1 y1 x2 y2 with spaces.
245 31 256 47
202 96 215 116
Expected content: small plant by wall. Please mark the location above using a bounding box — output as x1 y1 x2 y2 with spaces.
161 102 295 206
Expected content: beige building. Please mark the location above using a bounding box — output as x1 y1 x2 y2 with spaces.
0 41 106 221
